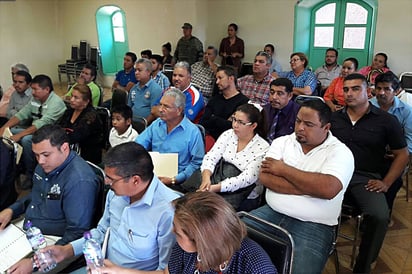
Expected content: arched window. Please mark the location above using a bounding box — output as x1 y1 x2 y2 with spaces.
294 0 378 69
96 6 129 74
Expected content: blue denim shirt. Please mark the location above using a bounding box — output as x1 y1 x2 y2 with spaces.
71 176 180 270
9 151 98 245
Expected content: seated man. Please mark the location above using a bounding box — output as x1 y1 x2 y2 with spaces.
191 46 219 102
237 51 274 106
112 52 138 92
0 63 30 124
137 88 205 186
5 70 33 126
264 43 282 74
42 142 180 272
200 66 249 140
0 125 98 273
150 61 205 123
249 97 354 273
127 58 162 124
0 74 66 179
263 78 300 143
314 48 341 93
65 63 100 107
330 73 409 273
150 54 171 91
141 49 152 59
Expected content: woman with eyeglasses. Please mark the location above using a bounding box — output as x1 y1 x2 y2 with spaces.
100 191 277 274
358 52 391 85
58 84 103 164
323 57 359 112
196 103 269 211
275 52 318 97
219 23 244 73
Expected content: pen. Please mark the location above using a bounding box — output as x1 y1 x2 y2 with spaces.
128 229 133 242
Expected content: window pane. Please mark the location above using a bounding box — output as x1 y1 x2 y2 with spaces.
315 3 336 24
343 27 366 49
112 12 123 27
314 27 334 47
345 3 367 24
113 27 125 42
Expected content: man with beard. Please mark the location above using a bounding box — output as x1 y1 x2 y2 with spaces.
263 78 300 143
315 48 341 93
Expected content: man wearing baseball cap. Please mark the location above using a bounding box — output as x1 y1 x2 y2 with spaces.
173 22 203 66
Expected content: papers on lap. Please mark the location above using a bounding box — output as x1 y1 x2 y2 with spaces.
0 224 32 272
149 152 178 178
2 127 23 164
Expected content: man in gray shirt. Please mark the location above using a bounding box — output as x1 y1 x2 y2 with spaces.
7 70 32 125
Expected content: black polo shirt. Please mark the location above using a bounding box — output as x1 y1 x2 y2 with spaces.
330 103 406 176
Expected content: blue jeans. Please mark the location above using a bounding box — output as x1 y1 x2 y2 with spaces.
249 205 334 274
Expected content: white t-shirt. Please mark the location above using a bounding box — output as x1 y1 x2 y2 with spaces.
265 132 354 225
109 125 139 147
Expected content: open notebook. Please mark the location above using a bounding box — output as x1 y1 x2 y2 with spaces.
0 224 32 272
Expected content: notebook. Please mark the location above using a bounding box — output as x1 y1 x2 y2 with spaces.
0 224 33 272
149 152 178 178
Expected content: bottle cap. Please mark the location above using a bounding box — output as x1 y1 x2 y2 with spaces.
25 220 33 229
83 231 92 239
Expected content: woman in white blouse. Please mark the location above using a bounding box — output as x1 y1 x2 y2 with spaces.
198 103 269 210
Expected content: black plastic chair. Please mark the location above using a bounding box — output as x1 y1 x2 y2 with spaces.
238 211 294 274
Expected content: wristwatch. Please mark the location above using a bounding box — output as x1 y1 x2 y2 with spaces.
32 257 39 272
171 177 176 185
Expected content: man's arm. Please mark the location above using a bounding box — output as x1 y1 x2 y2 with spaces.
260 157 343 199
292 86 313 96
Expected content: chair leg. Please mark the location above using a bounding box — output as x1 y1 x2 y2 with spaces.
350 214 363 269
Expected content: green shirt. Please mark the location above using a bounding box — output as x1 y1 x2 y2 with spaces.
66 82 101 107
15 91 66 129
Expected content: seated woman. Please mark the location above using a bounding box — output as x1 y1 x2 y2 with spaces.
58 84 103 164
101 191 277 274
323 57 358 112
358 52 391 86
197 103 269 211
275 52 318 97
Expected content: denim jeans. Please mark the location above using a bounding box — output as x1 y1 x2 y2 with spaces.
249 205 334 274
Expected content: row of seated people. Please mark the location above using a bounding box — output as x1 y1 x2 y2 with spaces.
0 51 410 273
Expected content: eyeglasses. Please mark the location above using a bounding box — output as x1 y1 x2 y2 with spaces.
290 58 301 63
295 95 325 105
105 174 137 186
230 116 252 126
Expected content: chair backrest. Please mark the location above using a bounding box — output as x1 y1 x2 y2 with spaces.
239 63 253 77
400 72 412 93
111 89 128 110
163 64 174 83
95 106 111 149
86 161 108 226
195 124 206 150
238 211 294 274
132 116 148 134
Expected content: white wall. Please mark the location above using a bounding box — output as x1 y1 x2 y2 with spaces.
0 0 411 88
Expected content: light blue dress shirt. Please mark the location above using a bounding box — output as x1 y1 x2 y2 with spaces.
370 96 412 153
136 116 205 182
71 176 179 270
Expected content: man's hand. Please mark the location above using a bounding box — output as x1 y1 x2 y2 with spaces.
365 179 389 193
260 157 285 176
7 258 32 274
159 176 173 185
39 244 74 264
0 208 13 230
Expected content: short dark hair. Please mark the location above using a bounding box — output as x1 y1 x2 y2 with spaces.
343 57 359 70
264 44 275 52
228 23 238 32
326 48 338 57
140 49 152 58
300 99 331 127
150 54 163 65
375 52 389 68
206 46 218 56
270 78 293 93
31 74 53 91
14 70 32 84
236 103 266 138
103 142 154 182
217 65 237 82
126 52 137 63
111 104 133 120
32 125 69 148
344 73 367 85
83 63 97 80
162 42 172 52
375 71 401 91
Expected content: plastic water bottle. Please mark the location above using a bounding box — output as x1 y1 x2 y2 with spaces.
25 220 46 251
83 231 104 273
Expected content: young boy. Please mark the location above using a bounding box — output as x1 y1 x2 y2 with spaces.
109 104 138 147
